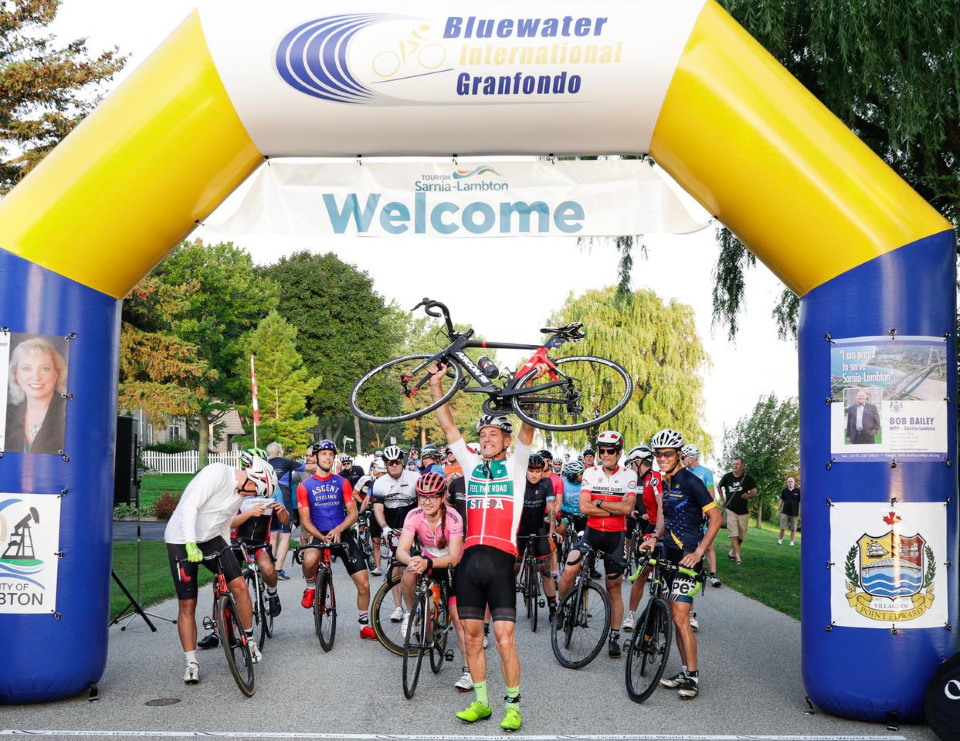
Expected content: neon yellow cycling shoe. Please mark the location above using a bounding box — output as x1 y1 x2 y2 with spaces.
500 705 522 732
456 701 492 723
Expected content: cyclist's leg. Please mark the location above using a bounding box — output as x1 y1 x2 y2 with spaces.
534 536 555 600
256 548 278 588
167 543 200 650
400 567 417 610
628 564 651 613
485 548 520 723
340 533 371 611
455 548 488 687
558 531 588 599
602 532 627 629
302 546 321 583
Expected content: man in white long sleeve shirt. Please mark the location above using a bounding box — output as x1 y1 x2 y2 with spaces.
164 458 274 685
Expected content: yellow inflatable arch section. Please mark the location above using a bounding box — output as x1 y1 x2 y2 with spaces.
0 0 954 722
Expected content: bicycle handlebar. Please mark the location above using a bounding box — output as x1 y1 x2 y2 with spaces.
292 540 347 565
411 297 456 338
175 544 235 567
627 556 702 583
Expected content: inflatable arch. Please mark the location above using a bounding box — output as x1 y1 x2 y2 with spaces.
0 0 955 721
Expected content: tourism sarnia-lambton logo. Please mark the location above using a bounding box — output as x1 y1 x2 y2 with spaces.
844 508 936 622
275 12 623 104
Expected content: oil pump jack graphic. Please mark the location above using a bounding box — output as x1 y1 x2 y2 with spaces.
1 507 42 566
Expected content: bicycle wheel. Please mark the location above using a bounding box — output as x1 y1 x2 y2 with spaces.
429 595 448 674
351 354 462 424
371 565 406 655
244 571 265 649
215 594 256 697
262 578 274 639
512 355 633 432
626 598 673 703
402 597 427 699
551 580 611 669
528 569 540 634
315 570 337 652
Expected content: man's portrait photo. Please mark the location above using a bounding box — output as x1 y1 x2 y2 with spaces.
845 387 881 445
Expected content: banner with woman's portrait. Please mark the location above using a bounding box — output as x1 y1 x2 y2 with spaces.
0 332 70 455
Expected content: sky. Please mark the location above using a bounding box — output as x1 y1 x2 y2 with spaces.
50 0 801 465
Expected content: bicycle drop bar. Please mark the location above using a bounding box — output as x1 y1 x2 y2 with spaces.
292 540 348 564
628 557 701 583
175 544 236 568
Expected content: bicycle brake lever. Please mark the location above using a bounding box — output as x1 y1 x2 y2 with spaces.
410 298 429 311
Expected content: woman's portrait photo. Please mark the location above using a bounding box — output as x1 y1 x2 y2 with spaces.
3 334 69 455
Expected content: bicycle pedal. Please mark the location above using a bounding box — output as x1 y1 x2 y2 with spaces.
445 650 455 662
538 599 545 608
201 617 214 631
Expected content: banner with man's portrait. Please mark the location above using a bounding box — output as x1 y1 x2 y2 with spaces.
0 331 70 455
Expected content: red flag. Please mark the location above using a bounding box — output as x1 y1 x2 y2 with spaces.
251 355 260 424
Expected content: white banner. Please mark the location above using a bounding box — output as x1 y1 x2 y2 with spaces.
0 493 62 614
830 502 948 629
207 159 709 238
197 0 706 156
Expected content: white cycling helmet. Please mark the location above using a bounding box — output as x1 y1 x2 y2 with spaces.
625 444 654 465
563 460 585 478
682 444 700 459
382 445 404 462
650 428 685 450
476 415 513 435
373 460 387 473
244 457 276 498
596 430 624 450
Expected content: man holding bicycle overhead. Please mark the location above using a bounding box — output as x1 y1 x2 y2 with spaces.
641 429 722 700
395 471 471 691
164 456 275 685
557 430 637 659
296 439 375 640
429 364 542 733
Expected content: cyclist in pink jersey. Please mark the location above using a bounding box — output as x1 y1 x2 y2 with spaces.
395 472 471 691
429 362 545 732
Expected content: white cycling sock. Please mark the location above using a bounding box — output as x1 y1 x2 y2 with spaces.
185 650 197 665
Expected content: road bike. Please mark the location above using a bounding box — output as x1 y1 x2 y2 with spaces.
624 548 703 703
293 540 347 652
516 534 550 633
370 531 409 656
354 510 377 571
551 543 611 669
350 298 632 432
236 541 272 648
180 545 256 697
402 568 454 699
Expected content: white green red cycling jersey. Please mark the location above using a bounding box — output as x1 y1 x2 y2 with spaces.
581 463 638 533
449 437 531 556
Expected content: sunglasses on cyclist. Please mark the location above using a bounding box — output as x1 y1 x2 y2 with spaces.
598 447 619 455
417 493 442 500
386 460 403 466
653 450 677 458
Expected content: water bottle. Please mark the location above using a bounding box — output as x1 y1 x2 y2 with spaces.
380 539 390 559
478 356 500 379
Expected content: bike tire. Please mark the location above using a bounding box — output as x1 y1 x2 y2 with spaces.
402 598 427 699
215 593 256 697
263 577 274 639
351 354 462 424
529 569 540 634
430 595 448 674
511 355 633 432
626 598 673 703
551 580 611 669
371 565 406 655
316 570 337 652
244 571 265 650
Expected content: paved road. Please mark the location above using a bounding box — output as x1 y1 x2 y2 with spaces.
3 566 936 741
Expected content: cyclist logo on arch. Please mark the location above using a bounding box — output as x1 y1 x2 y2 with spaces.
373 24 448 81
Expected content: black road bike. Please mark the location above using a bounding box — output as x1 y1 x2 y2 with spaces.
516 534 550 633
402 569 454 699
550 543 611 669
236 541 272 648
624 549 703 703
350 298 632 432
294 541 346 652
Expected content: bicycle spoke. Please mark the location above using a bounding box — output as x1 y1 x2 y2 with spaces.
352 354 461 424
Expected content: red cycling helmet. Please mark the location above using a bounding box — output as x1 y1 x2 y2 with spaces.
415 472 447 498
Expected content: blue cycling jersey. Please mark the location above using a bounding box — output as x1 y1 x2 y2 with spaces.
661 468 716 552
296 473 353 532
561 478 582 515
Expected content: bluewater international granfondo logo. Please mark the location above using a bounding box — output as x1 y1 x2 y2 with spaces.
844 508 936 622
0 498 45 590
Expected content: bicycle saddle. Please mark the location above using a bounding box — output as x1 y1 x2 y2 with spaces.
539 322 585 342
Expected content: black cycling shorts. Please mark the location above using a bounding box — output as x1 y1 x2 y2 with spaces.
232 539 275 569
573 528 627 578
367 511 383 539
662 546 704 604
311 530 367 577
167 536 242 601
456 545 517 623
516 530 551 562
382 504 415 531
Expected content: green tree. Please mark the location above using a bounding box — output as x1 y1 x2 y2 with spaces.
261 251 404 447
133 239 279 464
232 311 321 453
708 0 959 339
1 0 126 193
547 286 712 451
719 393 800 526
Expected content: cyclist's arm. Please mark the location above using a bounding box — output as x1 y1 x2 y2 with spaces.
395 529 416 566
428 365 463 445
433 533 462 570
600 492 635 516
230 505 262 529
578 487 607 517
682 505 722 568
273 501 290 526
374 501 387 530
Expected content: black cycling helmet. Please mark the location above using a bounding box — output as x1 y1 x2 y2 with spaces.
536 449 553 461
528 454 545 469
582 448 596 457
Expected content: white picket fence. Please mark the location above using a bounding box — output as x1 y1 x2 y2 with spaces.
142 450 241 474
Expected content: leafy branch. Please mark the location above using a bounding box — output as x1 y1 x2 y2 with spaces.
845 545 860 587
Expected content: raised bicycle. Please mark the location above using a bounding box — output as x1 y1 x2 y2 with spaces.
551 543 611 669
293 540 347 652
624 548 704 703
402 568 454 699
179 545 256 697
350 298 632 432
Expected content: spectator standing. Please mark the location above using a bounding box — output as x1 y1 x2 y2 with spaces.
717 457 757 565
681 445 721 588
777 476 801 546
266 441 300 580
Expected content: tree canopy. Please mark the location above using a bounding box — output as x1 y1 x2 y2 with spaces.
0 0 126 193
547 286 711 452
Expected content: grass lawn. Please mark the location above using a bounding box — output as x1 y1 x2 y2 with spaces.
713 517 802 620
110 540 212 621
137 473 195 511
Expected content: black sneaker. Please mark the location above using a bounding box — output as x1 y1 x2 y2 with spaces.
196 632 219 649
268 594 282 617
660 671 686 689
677 675 699 699
608 635 621 658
